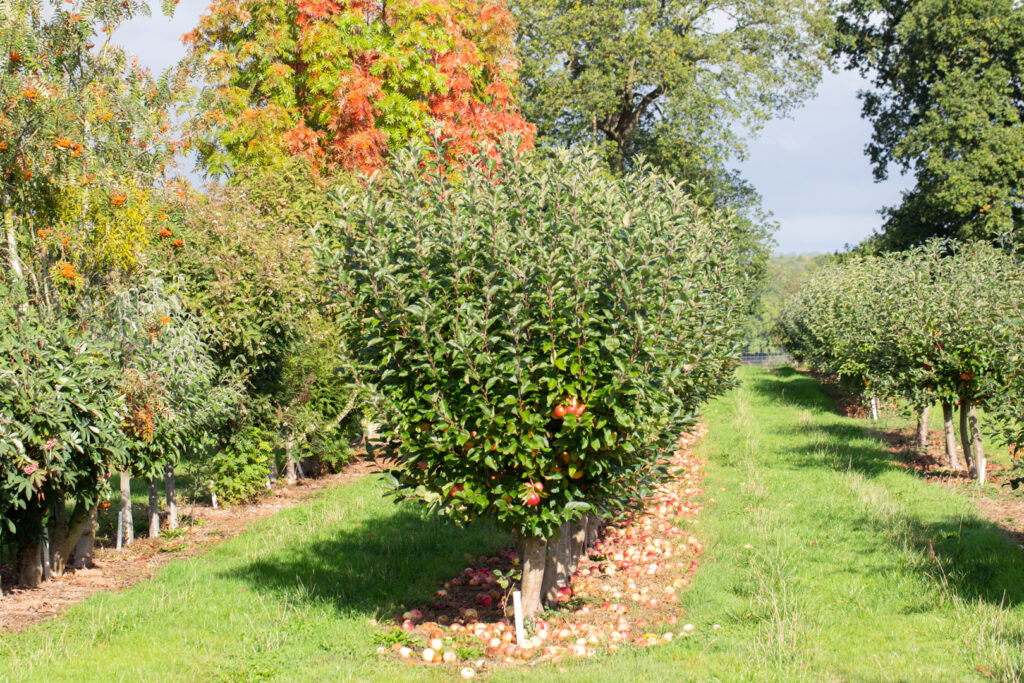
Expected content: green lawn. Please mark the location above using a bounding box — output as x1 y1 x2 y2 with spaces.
3 367 1023 681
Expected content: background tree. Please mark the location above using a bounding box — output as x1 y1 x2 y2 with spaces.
507 0 831 187
834 0 1024 249
184 0 535 178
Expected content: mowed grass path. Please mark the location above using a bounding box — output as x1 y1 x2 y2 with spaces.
3 367 1024 681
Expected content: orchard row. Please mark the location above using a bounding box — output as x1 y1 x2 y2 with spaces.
774 242 1024 483
1 0 768 617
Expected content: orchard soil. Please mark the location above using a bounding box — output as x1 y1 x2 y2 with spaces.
0 456 383 633
378 425 711 677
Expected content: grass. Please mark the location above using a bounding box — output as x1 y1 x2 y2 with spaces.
3 367 1024 681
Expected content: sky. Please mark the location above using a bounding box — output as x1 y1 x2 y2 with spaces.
116 2 913 256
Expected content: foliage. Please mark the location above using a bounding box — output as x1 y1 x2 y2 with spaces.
0 283 126 543
88 277 244 478
774 242 1024 480
508 0 831 178
744 253 833 353
320 141 759 539
834 0 1024 249
1 0 183 306
183 0 535 178
6 369 1024 680
154 168 362 460
205 427 273 505
776 243 1022 403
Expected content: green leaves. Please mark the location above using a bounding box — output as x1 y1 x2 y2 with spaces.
320 140 757 538
835 0 1024 248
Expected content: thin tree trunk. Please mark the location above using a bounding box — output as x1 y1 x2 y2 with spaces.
5 210 24 280
120 470 134 546
284 435 297 485
164 463 178 530
47 501 67 576
50 502 92 575
542 523 571 603
73 505 98 569
148 478 160 538
916 405 930 451
870 396 879 420
585 514 600 549
942 403 961 470
959 401 975 477
17 543 42 587
967 402 986 484
267 452 279 482
519 536 547 619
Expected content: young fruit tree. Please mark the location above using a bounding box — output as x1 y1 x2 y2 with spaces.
319 141 763 617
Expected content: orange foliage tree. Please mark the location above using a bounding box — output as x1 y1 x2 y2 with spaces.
185 0 534 177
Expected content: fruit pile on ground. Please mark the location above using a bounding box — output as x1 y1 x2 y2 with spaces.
375 425 711 677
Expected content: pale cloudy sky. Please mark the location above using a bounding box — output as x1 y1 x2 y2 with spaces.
117 2 912 255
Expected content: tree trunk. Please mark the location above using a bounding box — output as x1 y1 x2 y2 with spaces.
73 505 98 569
284 435 297 485
542 523 571 604
870 396 879 420
916 405 930 451
148 478 160 538
47 501 67 576
585 514 601 549
967 402 986 484
267 453 279 482
17 543 42 587
959 400 975 476
50 502 92 575
569 520 587 575
942 403 961 470
519 536 547 619
120 470 134 546
164 463 178 530
5 210 24 280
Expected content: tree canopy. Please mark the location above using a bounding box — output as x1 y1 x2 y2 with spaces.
507 0 831 181
835 0 1024 249
185 0 535 177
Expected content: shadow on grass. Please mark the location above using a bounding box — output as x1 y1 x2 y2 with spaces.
223 503 508 618
748 367 836 414
748 368 1024 608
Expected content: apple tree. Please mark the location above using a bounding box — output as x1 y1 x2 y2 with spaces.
320 140 761 616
